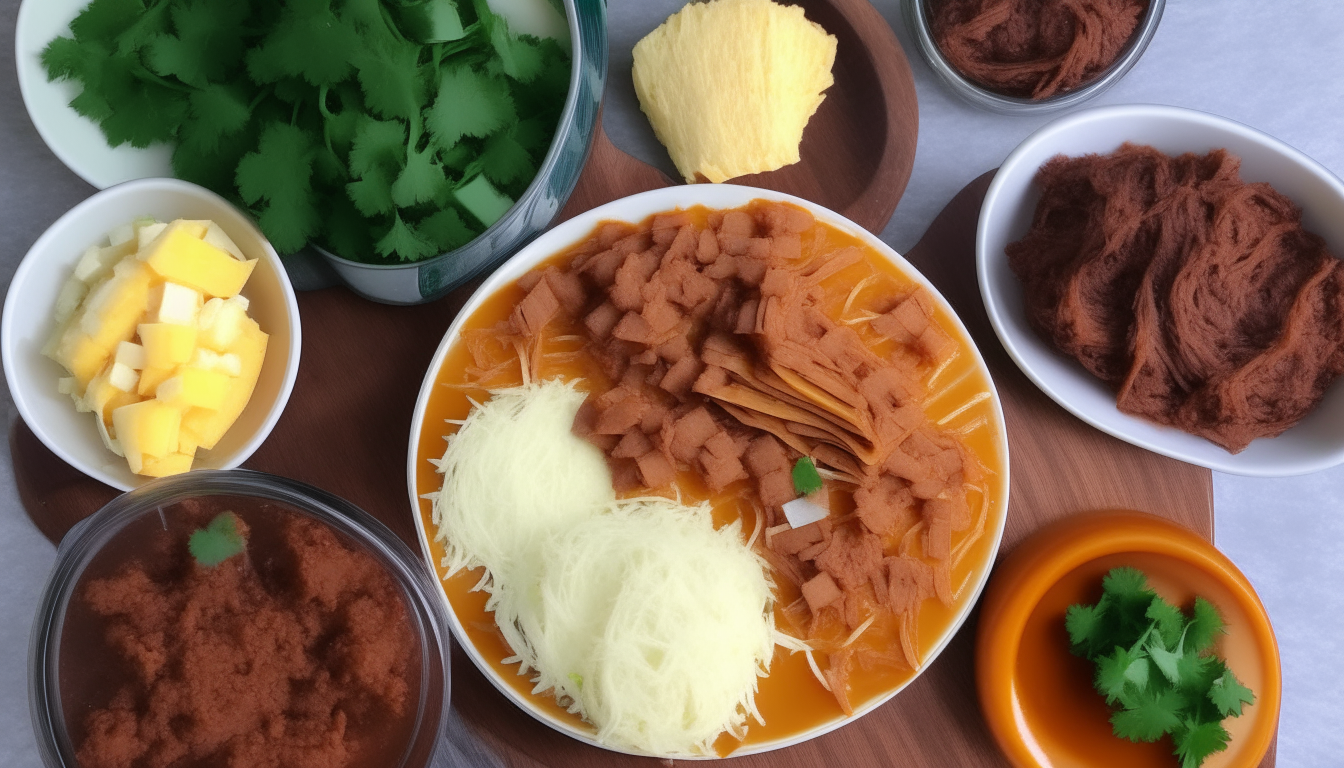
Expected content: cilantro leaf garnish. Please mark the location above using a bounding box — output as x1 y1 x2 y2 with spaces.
426 65 517 152
144 0 246 89
188 511 246 567
43 0 571 263
1066 567 1256 767
181 84 251 153
1173 719 1231 768
236 121 321 253
376 213 439 262
791 457 823 497
247 0 357 88
1208 669 1256 718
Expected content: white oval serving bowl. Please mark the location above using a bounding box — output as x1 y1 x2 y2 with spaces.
407 184 1011 758
978 104 1344 477
2 177 301 491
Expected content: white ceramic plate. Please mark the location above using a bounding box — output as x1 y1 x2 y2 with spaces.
15 0 172 189
2 178 301 492
406 184 1011 758
978 104 1344 478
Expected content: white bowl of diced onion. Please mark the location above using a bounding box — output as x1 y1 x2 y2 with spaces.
2 177 301 492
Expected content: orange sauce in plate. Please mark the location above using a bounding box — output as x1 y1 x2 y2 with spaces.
411 205 1008 754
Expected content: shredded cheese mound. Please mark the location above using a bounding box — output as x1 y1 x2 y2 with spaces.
433 381 776 756
433 379 614 657
531 498 775 756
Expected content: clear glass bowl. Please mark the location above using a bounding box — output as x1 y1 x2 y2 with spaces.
29 469 453 768
903 0 1166 114
315 0 607 305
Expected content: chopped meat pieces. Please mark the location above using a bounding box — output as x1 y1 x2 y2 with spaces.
801 572 844 615
743 435 792 478
771 520 828 556
584 303 622 339
594 393 649 435
885 556 933 614
813 527 884 591
669 407 720 463
635 450 676 488
512 281 559 337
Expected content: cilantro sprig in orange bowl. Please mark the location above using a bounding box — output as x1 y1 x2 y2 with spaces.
975 511 1280 768
17 0 606 305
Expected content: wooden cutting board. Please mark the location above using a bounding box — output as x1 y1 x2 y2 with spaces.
11 0 1273 762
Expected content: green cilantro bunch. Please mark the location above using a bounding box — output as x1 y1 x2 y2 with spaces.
1066 567 1256 768
42 0 571 263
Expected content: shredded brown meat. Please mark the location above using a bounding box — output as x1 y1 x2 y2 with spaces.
929 0 1146 99
1009 144 1344 453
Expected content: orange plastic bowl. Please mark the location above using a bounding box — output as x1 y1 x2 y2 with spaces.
976 510 1280 768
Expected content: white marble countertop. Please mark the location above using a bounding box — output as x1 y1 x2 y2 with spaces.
0 0 1340 765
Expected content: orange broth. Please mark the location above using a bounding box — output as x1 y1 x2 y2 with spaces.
412 205 1007 754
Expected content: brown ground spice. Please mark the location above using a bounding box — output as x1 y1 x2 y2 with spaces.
72 506 417 768
1008 143 1344 453
929 0 1147 99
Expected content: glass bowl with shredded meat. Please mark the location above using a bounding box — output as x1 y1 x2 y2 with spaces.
29 469 454 768
902 0 1165 113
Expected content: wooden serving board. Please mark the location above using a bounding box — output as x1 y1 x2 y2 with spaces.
9 0 1273 762
14 168 1273 767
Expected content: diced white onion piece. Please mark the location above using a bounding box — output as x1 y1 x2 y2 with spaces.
53 278 88 325
157 282 201 325
108 362 139 392
56 377 76 396
136 221 168 252
114 341 147 370
72 246 104 282
226 293 249 311
782 498 830 529
203 222 246 260
107 223 135 247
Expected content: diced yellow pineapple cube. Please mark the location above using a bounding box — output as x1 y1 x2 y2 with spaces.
137 366 176 397
53 333 108 390
77 258 154 351
112 400 182 474
141 224 256 298
180 320 267 450
156 367 230 411
139 452 194 478
138 323 197 369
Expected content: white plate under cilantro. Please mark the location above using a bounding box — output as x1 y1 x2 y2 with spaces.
15 0 174 188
